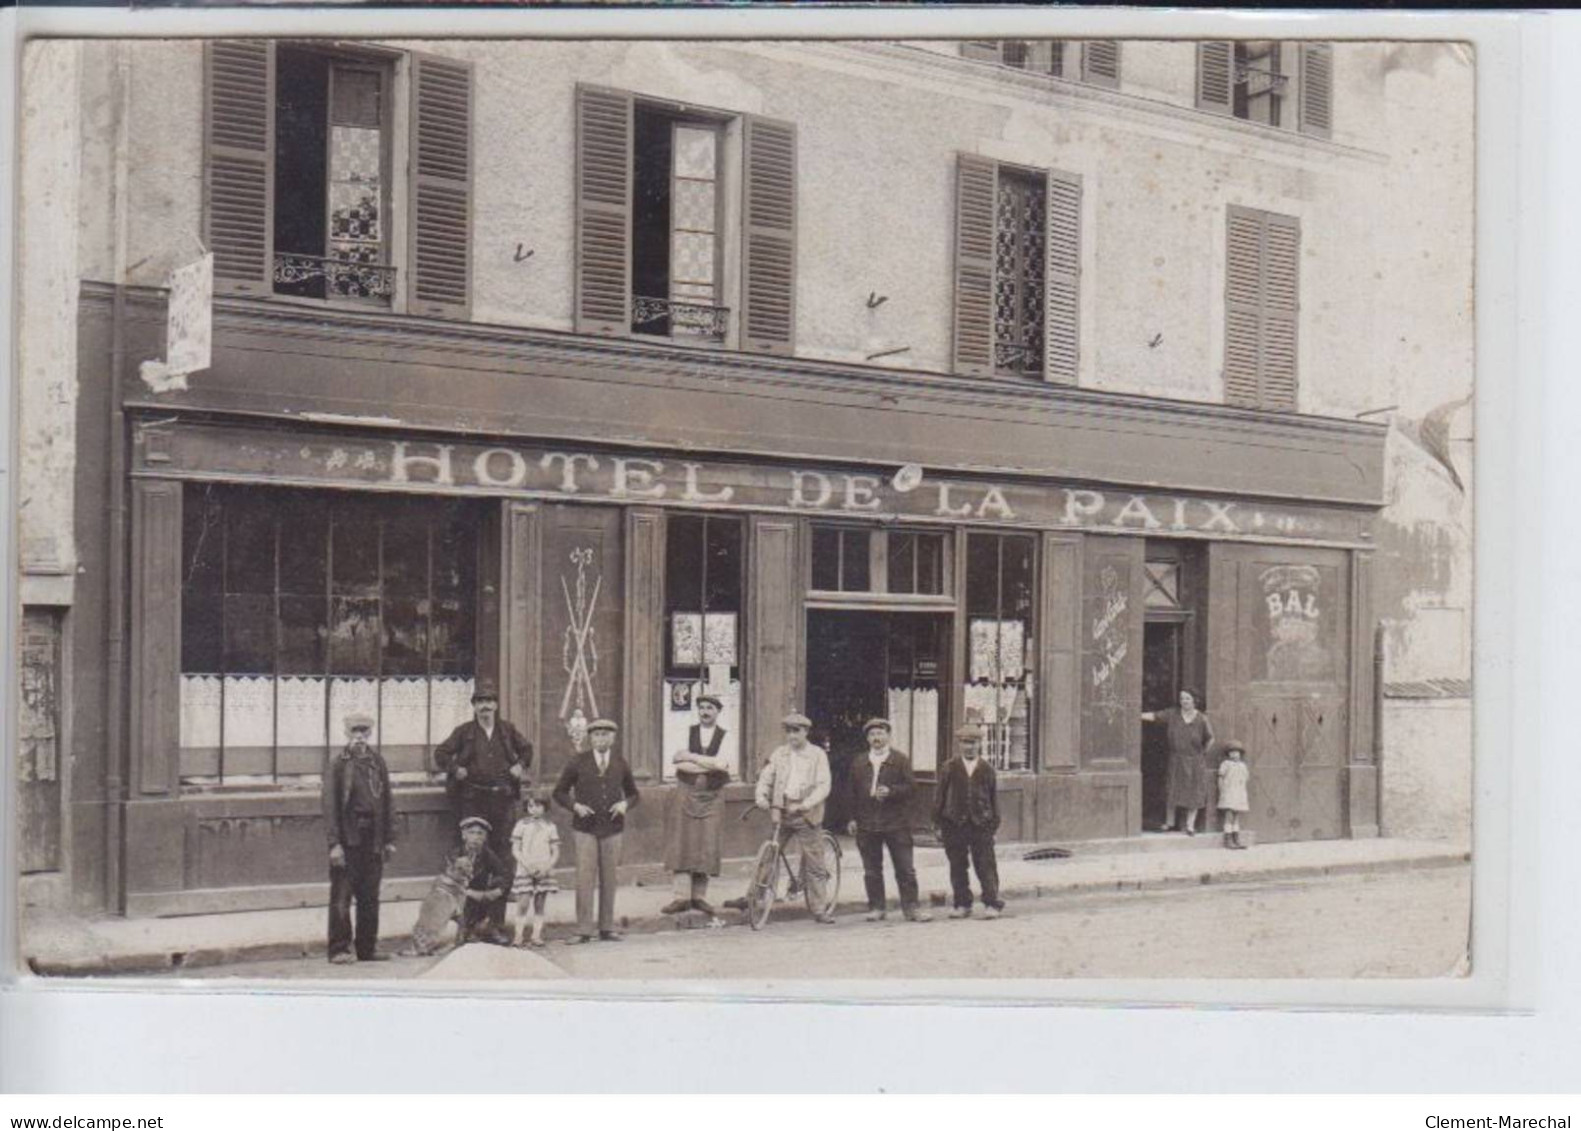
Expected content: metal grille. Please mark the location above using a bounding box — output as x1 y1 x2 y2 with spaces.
274 253 397 301
632 296 730 342
993 170 1046 376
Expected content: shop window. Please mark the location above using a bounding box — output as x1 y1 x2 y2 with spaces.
576 85 797 355
964 532 1036 772
1224 205 1300 412
811 527 872 593
1196 41 1333 138
811 527 949 596
663 514 745 780
204 41 473 316
178 485 480 788
952 154 1081 383
886 532 947 596
959 40 1121 88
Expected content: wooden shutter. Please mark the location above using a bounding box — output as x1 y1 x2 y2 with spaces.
1047 41 1067 78
574 85 633 336
952 154 997 377
1298 42 1334 138
408 53 473 319
741 116 797 355
203 40 275 297
1224 206 1300 411
1197 41 1235 116
1082 40 1121 88
1044 169 1082 384
961 41 1002 63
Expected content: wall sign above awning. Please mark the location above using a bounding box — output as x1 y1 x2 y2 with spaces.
132 420 1376 547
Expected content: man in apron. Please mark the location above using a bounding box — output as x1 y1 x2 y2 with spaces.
661 694 731 916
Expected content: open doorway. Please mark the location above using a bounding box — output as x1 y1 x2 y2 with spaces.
1139 543 1205 832
805 610 949 831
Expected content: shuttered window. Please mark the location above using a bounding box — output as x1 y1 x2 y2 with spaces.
960 40 1119 88
1198 39 1333 136
1080 40 1121 88
1224 206 1299 412
204 41 472 315
575 86 796 353
953 155 1081 383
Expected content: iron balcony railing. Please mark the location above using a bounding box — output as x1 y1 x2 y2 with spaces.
273 253 398 302
632 295 730 343
1235 62 1290 97
994 340 1044 376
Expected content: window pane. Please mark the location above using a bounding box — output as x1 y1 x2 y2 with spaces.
331 509 380 595
183 487 224 596
274 49 330 296
966 534 1000 617
183 595 224 674
382 509 428 597
674 125 717 179
917 533 945 595
223 593 275 673
811 527 840 591
430 593 474 676
225 507 275 596
383 596 430 676
277 495 328 597
841 530 871 592
278 594 327 674
888 533 916 595
666 514 705 613
432 509 475 596
328 596 381 674
1004 535 1036 620
704 517 743 613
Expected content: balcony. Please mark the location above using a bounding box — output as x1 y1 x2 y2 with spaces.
994 340 1044 377
631 295 730 344
273 253 398 305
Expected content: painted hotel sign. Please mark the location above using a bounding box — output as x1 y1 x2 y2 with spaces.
133 422 1376 546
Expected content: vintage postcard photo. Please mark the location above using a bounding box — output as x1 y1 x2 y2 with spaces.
11 30 1474 987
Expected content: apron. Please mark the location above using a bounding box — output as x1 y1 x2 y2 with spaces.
664 726 727 875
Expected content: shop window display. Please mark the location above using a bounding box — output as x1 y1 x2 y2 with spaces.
965 532 1036 771
662 514 744 779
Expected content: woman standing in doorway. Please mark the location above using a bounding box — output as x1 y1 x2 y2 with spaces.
1141 688 1216 835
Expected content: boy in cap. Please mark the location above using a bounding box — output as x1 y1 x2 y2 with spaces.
932 723 1005 919
552 718 641 942
400 814 512 955
749 711 835 924
434 680 532 937
847 718 929 922
662 693 732 916
323 714 396 964
454 816 514 945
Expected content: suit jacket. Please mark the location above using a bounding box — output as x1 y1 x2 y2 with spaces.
677 724 729 791
552 749 642 838
434 719 533 795
847 748 917 833
322 746 395 849
932 755 1000 832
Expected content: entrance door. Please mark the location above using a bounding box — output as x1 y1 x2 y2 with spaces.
805 610 948 830
1141 621 1183 830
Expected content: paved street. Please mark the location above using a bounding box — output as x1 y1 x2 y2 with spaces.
146 864 1468 982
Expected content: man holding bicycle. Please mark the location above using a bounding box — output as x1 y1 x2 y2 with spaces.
752 712 836 925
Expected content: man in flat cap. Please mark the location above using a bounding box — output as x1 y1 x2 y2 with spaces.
661 693 732 916
323 713 395 964
434 680 531 938
847 718 929 922
750 711 836 924
552 718 641 942
454 816 513 945
932 723 1005 919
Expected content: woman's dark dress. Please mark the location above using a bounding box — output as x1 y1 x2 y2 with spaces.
1159 708 1214 812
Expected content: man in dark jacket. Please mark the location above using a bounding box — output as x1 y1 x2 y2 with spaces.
932 723 1004 919
552 718 641 943
847 718 929 922
323 714 396 963
454 816 513 946
433 680 531 936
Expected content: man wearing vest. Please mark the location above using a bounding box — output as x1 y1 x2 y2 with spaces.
323 713 396 964
552 718 641 943
433 680 532 937
661 693 731 916
932 723 1005 919
847 717 930 923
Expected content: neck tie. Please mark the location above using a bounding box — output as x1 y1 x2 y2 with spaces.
597 753 608 775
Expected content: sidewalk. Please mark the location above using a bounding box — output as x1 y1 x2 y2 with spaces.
21 834 1469 977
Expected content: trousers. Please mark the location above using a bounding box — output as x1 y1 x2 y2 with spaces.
941 824 1002 910
855 828 919 911
328 840 384 959
456 784 515 934
573 830 623 935
778 816 830 913
671 871 711 901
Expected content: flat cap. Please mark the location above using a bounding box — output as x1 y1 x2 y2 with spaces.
955 724 984 741
696 693 723 710
781 711 812 729
343 713 376 734
863 718 892 735
459 816 492 833
586 718 619 734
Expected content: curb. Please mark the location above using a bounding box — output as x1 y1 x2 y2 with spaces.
28 846 1469 978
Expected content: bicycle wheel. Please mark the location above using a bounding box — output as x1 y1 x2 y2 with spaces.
746 839 779 931
804 830 842 919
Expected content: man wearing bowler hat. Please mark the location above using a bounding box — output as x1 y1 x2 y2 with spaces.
661 693 731 916
434 679 531 936
323 713 396 964
552 718 641 942
847 718 929 922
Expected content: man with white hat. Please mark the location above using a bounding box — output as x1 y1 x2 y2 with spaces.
323 713 395 964
847 718 929 922
749 711 836 924
552 717 641 943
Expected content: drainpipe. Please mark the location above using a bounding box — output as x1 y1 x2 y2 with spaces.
1373 623 1386 838
102 44 131 913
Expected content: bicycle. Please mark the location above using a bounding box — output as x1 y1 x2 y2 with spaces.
740 808 843 931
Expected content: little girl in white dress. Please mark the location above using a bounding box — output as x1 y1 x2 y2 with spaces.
1217 741 1251 850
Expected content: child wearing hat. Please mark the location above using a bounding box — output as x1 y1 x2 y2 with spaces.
455 816 514 945
1216 740 1251 850
510 790 561 948
399 815 511 955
